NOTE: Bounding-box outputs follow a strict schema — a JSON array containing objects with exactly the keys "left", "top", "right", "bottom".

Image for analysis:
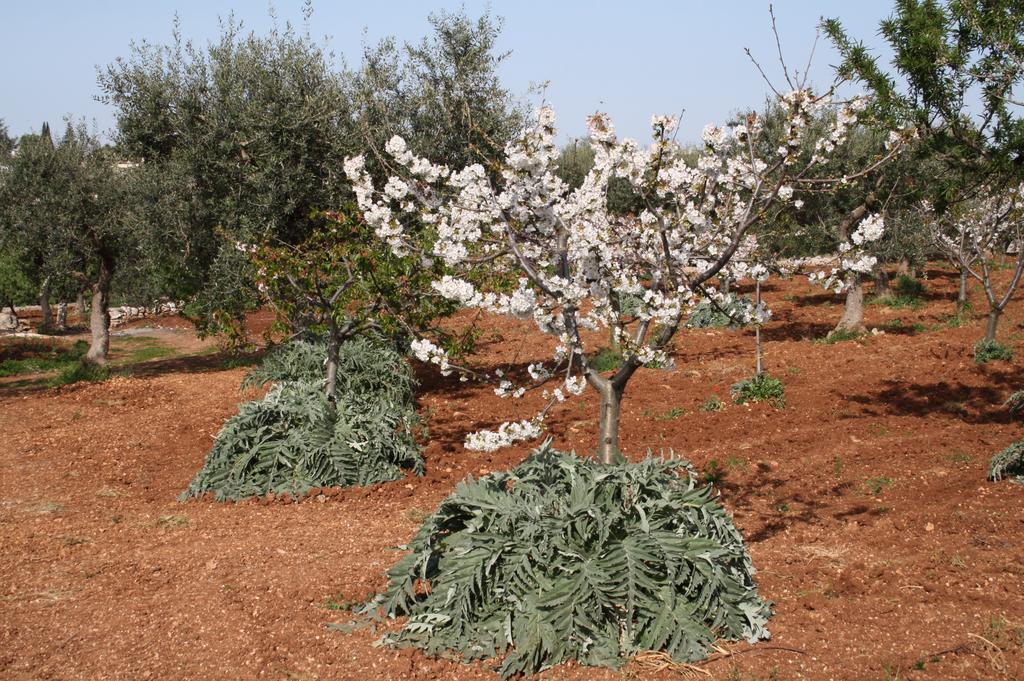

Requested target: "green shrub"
[
  {"left": 869, "top": 293, "right": 922, "bottom": 310},
  {"left": 244, "top": 335, "right": 414, "bottom": 406},
  {"left": 699, "top": 395, "right": 724, "bottom": 412},
  {"left": 1006, "top": 390, "right": 1024, "bottom": 416},
  {"left": 974, "top": 339, "right": 1013, "bottom": 364},
  {"left": 360, "top": 442, "right": 771, "bottom": 677},
  {"left": 818, "top": 328, "right": 862, "bottom": 344},
  {"left": 893, "top": 274, "right": 926, "bottom": 298},
  {"left": 686, "top": 296, "right": 751, "bottom": 329},
  {"left": 48, "top": 359, "right": 112, "bottom": 387},
  {"left": 988, "top": 441, "right": 1024, "bottom": 484},
  {"left": 181, "top": 337, "right": 423, "bottom": 501},
  {"left": 731, "top": 373, "right": 785, "bottom": 406},
  {"left": 589, "top": 346, "right": 623, "bottom": 372}
]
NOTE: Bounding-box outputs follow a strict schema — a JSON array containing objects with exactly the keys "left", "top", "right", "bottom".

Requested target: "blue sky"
[{"left": 0, "top": 1, "right": 896, "bottom": 144}]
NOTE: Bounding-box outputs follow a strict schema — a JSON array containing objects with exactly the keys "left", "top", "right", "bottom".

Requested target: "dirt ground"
[{"left": 1, "top": 268, "right": 1023, "bottom": 680}]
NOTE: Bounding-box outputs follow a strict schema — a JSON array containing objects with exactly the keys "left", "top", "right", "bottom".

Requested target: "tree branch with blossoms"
[{"left": 345, "top": 90, "right": 907, "bottom": 462}]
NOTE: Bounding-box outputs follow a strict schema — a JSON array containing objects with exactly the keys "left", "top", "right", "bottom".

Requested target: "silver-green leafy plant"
[
  {"left": 360, "top": 442, "right": 771, "bottom": 677},
  {"left": 989, "top": 441, "right": 1024, "bottom": 484},
  {"left": 181, "top": 337, "right": 422, "bottom": 501}
]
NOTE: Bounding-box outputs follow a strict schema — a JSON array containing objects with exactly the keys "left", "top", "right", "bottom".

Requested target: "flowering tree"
[
  {"left": 930, "top": 187, "right": 1024, "bottom": 343},
  {"left": 807, "top": 210, "right": 887, "bottom": 333},
  {"left": 346, "top": 92, "right": 900, "bottom": 463}
]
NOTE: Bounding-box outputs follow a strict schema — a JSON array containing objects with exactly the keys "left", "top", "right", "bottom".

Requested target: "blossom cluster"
[{"left": 808, "top": 213, "right": 887, "bottom": 292}]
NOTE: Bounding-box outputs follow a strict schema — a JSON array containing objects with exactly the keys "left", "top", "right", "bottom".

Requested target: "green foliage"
[
  {"left": 730, "top": 373, "right": 785, "bottom": 407},
  {"left": 699, "top": 395, "right": 724, "bottom": 412},
  {"left": 361, "top": 443, "right": 771, "bottom": 677},
  {"left": 181, "top": 337, "right": 422, "bottom": 501},
  {"left": 869, "top": 293, "right": 923, "bottom": 310},
  {"left": 1005, "top": 390, "right": 1024, "bottom": 416},
  {"left": 589, "top": 346, "right": 624, "bottom": 372},
  {"left": 974, "top": 339, "right": 1013, "bottom": 364},
  {"left": 686, "top": 296, "right": 751, "bottom": 329},
  {"left": 864, "top": 476, "right": 894, "bottom": 495},
  {"left": 893, "top": 274, "right": 926, "bottom": 298},
  {"left": 820, "top": 328, "right": 863, "bottom": 344},
  {"left": 49, "top": 359, "right": 113, "bottom": 387},
  {"left": 0, "top": 339, "right": 88, "bottom": 377},
  {"left": 988, "top": 441, "right": 1024, "bottom": 484}
]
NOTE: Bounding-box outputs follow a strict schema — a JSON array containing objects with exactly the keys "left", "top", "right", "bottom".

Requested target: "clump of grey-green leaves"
[
  {"left": 989, "top": 441, "right": 1024, "bottom": 484},
  {"left": 180, "top": 336, "right": 423, "bottom": 501},
  {"left": 358, "top": 442, "right": 771, "bottom": 677}
]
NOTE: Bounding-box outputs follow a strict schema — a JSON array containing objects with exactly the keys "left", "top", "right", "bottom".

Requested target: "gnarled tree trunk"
[
  {"left": 85, "top": 252, "right": 115, "bottom": 365},
  {"left": 76, "top": 290, "right": 87, "bottom": 326},
  {"left": 835, "top": 273, "right": 865, "bottom": 334},
  {"left": 39, "top": 276, "right": 52, "bottom": 334},
  {"left": 55, "top": 302, "right": 68, "bottom": 331}
]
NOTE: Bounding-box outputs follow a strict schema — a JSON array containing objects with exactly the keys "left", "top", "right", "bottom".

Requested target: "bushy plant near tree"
[
  {"left": 181, "top": 336, "right": 423, "bottom": 501},
  {"left": 974, "top": 338, "right": 1014, "bottom": 364},
  {"left": 731, "top": 373, "right": 785, "bottom": 406},
  {"left": 989, "top": 441, "right": 1024, "bottom": 484},
  {"left": 361, "top": 442, "right": 771, "bottom": 677},
  {"left": 686, "top": 295, "right": 753, "bottom": 329}
]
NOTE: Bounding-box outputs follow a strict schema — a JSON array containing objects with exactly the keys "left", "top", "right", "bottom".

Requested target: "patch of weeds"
[
  {"left": 867, "top": 422, "right": 890, "bottom": 437},
  {"left": 817, "top": 328, "right": 863, "bottom": 344},
  {"left": 156, "top": 514, "right": 190, "bottom": 528},
  {"left": 775, "top": 502, "right": 790, "bottom": 513},
  {"left": 48, "top": 360, "right": 113, "bottom": 387},
  {"left": 984, "top": 615, "right": 1024, "bottom": 650},
  {"left": 323, "top": 592, "right": 359, "bottom": 612},
  {"left": 0, "top": 339, "right": 89, "bottom": 377},
  {"left": 125, "top": 343, "right": 176, "bottom": 363},
  {"left": 833, "top": 455, "right": 843, "bottom": 478},
  {"left": 869, "top": 293, "right": 923, "bottom": 310},
  {"left": 589, "top": 346, "right": 623, "bottom": 372},
  {"left": 649, "top": 406, "right": 686, "bottom": 421},
  {"left": 699, "top": 395, "right": 724, "bottom": 412},
  {"left": 943, "top": 401, "right": 968, "bottom": 416},
  {"left": 30, "top": 501, "right": 64, "bottom": 514},
  {"left": 725, "top": 455, "right": 747, "bottom": 470},
  {"left": 974, "top": 339, "right": 1013, "bottom": 364},
  {"left": 864, "top": 476, "right": 894, "bottom": 495},
  {"left": 949, "top": 452, "right": 972, "bottom": 464},
  {"left": 950, "top": 553, "right": 966, "bottom": 568},
  {"left": 787, "top": 366, "right": 800, "bottom": 375},
  {"left": 731, "top": 373, "right": 785, "bottom": 407},
  {"left": 702, "top": 459, "right": 724, "bottom": 484}
]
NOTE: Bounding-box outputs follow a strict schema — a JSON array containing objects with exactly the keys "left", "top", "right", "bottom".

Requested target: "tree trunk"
[
  {"left": 873, "top": 268, "right": 891, "bottom": 296},
  {"left": 985, "top": 308, "right": 1002, "bottom": 343},
  {"left": 835, "top": 274, "right": 865, "bottom": 334},
  {"left": 85, "top": 255, "right": 114, "bottom": 365},
  {"left": 39, "top": 276, "right": 52, "bottom": 333},
  {"left": 76, "top": 290, "right": 87, "bottom": 326},
  {"left": 55, "top": 302, "right": 68, "bottom": 331},
  {"left": 957, "top": 268, "right": 969, "bottom": 310},
  {"left": 596, "top": 379, "right": 624, "bottom": 464},
  {"left": 754, "top": 280, "right": 764, "bottom": 375}
]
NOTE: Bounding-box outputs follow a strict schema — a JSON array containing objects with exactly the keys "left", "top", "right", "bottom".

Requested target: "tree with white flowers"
[
  {"left": 346, "top": 91, "right": 906, "bottom": 463},
  {"left": 930, "top": 187, "right": 1024, "bottom": 347}
]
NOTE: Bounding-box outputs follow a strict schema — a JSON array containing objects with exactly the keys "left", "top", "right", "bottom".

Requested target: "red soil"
[{"left": 2, "top": 268, "right": 1023, "bottom": 680}]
